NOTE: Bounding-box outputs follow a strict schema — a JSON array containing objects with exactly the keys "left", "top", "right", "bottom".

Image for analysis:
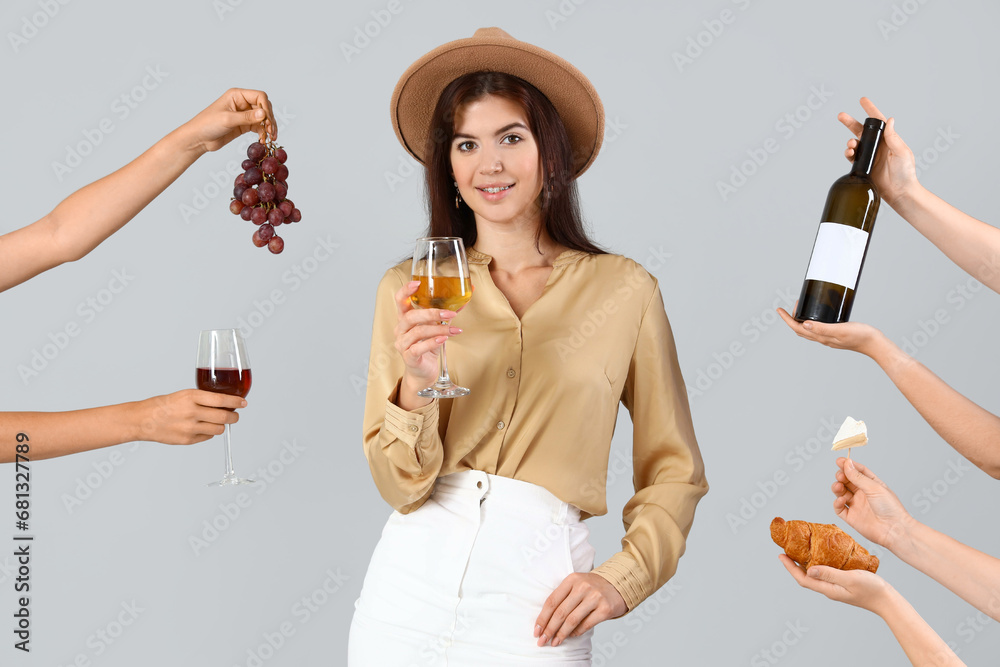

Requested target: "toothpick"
[{"left": 847, "top": 447, "right": 852, "bottom": 461}]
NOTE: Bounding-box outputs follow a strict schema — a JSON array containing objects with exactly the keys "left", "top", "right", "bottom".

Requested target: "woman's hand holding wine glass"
[
  {"left": 391, "top": 237, "right": 473, "bottom": 409},
  {"left": 392, "top": 281, "right": 461, "bottom": 410}
]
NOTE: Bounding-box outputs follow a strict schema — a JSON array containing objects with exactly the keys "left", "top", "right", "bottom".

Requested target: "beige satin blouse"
[{"left": 361, "top": 246, "right": 708, "bottom": 611}]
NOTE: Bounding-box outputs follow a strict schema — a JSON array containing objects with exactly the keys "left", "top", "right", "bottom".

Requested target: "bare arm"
[
  {"left": 777, "top": 312, "right": 1000, "bottom": 478},
  {"left": 0, "top": 390, "right": 246, "bottom": 463},
  {"left": 778, "top": 98, "right": 1000, "bottom": 475},
  {"left": 834, "top": 459, "right": 1000, "bottom": 622},
  {"left": 0, "top": 89, "right": 272, "bottom": 464},
  {"left": 867, "top": 333, "right": 1000, "bottom": 478},
  {"left": 840, "top": 98, "right": 1000, "bottom": 293},
  {"left": 891, "top": 185, "right": 1000, "bottom": 292},
  {"left": 781, "top": 558, "right": 964, "bottom": 667},
  {"left": 0, "top": 88, "right": 277, "bottom": 292},
  {"left": 877, "top": 587, "right": 966, "bottom": 667},
  {"left": 891, "top": 521, "right": 1000, "bottom": 623}
]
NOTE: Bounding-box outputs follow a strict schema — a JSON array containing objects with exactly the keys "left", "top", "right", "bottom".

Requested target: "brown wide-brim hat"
[{"left": 390, "top": 27, "right": 605, "bottom": 177}]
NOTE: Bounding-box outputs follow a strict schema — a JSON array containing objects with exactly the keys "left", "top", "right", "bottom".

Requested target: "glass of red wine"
[{"left": 196, "top": 329, "right": 254, "bottom": 486}]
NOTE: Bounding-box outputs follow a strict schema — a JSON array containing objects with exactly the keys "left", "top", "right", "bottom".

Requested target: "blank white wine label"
[{"left": 804, "top": 223, "right": 870, "bottom": 289}]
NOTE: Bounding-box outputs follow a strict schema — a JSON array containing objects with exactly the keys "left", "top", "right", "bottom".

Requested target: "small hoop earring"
[
  {"left": 542, "top": 180, "right": 554, "bottom": 206},
  {"left": 454, "top": 181, "right": 462, "bottom": 209}
]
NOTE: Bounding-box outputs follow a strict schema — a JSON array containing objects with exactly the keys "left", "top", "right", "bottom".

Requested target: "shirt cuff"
[
  {"left": 383, "top": 379, "right": 439, "bottom": 449},
  {"left": 592, "top": 552, "right": 654, "bottom": 612}
]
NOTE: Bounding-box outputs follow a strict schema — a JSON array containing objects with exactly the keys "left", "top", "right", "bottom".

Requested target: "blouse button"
[
  {"left": 409, "top": 425, "right": 418, "bottom": 432},
  {"left": 476, "top": 481, "right": 483, "bottom": 489},
  {"left": 507, "top": 368, "right": 516, "bottom": 378},
  {"left": 496, "top": 421, "right": 505, "bottom": 430}
]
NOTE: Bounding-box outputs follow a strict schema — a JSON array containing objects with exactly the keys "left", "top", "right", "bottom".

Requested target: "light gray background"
[{"left": 2, "top": 0, "right": 998, "bottom": 665}]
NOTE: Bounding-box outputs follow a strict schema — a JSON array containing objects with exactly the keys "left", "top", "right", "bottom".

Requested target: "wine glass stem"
[
  {"left": 223, "top": 423, "right": 236, "bottom": 479},
  {"left": 436, "top": 320, "right": 453, "bottom": 386}
]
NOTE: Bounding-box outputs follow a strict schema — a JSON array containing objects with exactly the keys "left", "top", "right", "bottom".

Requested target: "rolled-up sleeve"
[
  {"left": 362, "top": 267, "right": 445, "bottom": 514},
  {"left": 591, "top": 279, "right": 708, "bottom": 611}
]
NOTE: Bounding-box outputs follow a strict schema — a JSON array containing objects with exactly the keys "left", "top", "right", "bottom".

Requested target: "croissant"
[{"left": 771, "top": 517, "right": 879, "bottom": 573}]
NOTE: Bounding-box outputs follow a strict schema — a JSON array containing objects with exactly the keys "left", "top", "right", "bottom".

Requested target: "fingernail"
[
  {"left": 254, "top": 109, "right": 264, "bottom": 118},
  {"left": 534, "top": 624, "right": 542, "bottom": 638},
  {"left": 449, "top": 327, "right": 462, "bottom": 334},
  {"left": 440, "top": 310, "right": 457, "bottom": 319},
  {"left": 409, "top": 281, "right": 420, "bottom": 287},
  {"left": 539, "top": 634, "right": 548, "bottom": 646},
  {"left": 435, "top": 336, "right": 448, "bottom": 344},
  {"left": 846, "top": 459, "right": 855, "bottom": 470},
  {"left": 803, "top": 322, "right": 813, "bottom": 330},
  {"left": 241, "top": 399, "right": 247, "bottom": 407},
  {"left": 552, "top": 638, "right": 562, "bottom": 647}
]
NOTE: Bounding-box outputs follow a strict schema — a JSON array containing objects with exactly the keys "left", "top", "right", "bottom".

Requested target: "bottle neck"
[{"left": 850, "top": 118, "right": 885, "bottom": 177}]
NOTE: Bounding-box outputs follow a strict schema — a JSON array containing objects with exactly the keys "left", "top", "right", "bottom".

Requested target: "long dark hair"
[{"left": 424, "top": 71, "right": 605, "bottom": 255}]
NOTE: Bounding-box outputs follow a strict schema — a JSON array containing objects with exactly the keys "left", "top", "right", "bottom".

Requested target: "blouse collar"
[{"left": 467, "top": 247, "right": 589, "bottom": 267}]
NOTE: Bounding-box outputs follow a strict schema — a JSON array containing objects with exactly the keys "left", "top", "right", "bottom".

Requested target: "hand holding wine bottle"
[
  {"left": 776, "top": 305, "right": 886, "bottom": 357},
  {"left": 838, "top": 98, "right": 918, "bottom": 209},
  {"left": 794, "top": 115, "right": 885, "bottom": 324},
  {"left": 843, "top": 98, "right": 1000, "bottom": 299}
]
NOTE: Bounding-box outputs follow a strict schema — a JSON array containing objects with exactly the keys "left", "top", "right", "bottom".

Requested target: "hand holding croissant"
[{"left": 771, "top": 517, "right": 879, "bottom": 573}]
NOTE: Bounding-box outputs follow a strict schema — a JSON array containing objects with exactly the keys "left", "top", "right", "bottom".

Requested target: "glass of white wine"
[{"left": 410, "top": 237, "right": 473, "bottom": 398}]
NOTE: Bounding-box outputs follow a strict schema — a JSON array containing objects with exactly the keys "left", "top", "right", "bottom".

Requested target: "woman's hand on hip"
[
  {"left": 393, "top": 280, "right": 461, "bottom": 389},
  {"left": 534, "top": 572, "right": 627, "bottom": 648}
]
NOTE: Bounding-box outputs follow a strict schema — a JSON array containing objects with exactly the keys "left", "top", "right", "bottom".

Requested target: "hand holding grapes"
[
  {"left": 392, "top": 280, "right": 461, "bottom": 408},
  {"left": 838, "top": 98, "right": 917, "bottom": 207},
  {"left": 182, "top": 88, "right": 277, "bottom": 154}
]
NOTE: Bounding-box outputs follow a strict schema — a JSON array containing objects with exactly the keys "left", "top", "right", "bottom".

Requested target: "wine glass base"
[
  {"left": 208, "top": 475, "right": 257, "bottom": 487},
  {"left": 417, "top": 385, "right": 471, "bottom": 398}
]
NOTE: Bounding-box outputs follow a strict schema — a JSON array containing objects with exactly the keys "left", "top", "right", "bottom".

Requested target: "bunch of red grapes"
[{"left": 229, "top": 138, "right": 301, "bottom": 254}]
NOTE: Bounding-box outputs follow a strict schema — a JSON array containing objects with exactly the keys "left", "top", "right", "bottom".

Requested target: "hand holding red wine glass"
[{"left": 196, "top": 329, "right": 254, "bottom": 486}]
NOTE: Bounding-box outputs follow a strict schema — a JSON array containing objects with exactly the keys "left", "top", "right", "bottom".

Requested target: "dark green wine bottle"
[{"left": 794, "top": 118, "right": 885, "bottom": 323}]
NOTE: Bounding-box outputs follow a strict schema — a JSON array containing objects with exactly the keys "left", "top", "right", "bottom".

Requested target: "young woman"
[
  {"left": 353, "top": 28, "right": 708, "bottom": 664},
  {"left": 778, "top": 97, "right": 1000, "bottom": 479},
  {"left": 0, "top": 88, "right": 277, "bottom": 463}
]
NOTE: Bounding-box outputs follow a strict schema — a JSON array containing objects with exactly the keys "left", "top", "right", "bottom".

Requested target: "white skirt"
[{"left": 348, "top": 470, "right": 596, "bottom": 666}]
